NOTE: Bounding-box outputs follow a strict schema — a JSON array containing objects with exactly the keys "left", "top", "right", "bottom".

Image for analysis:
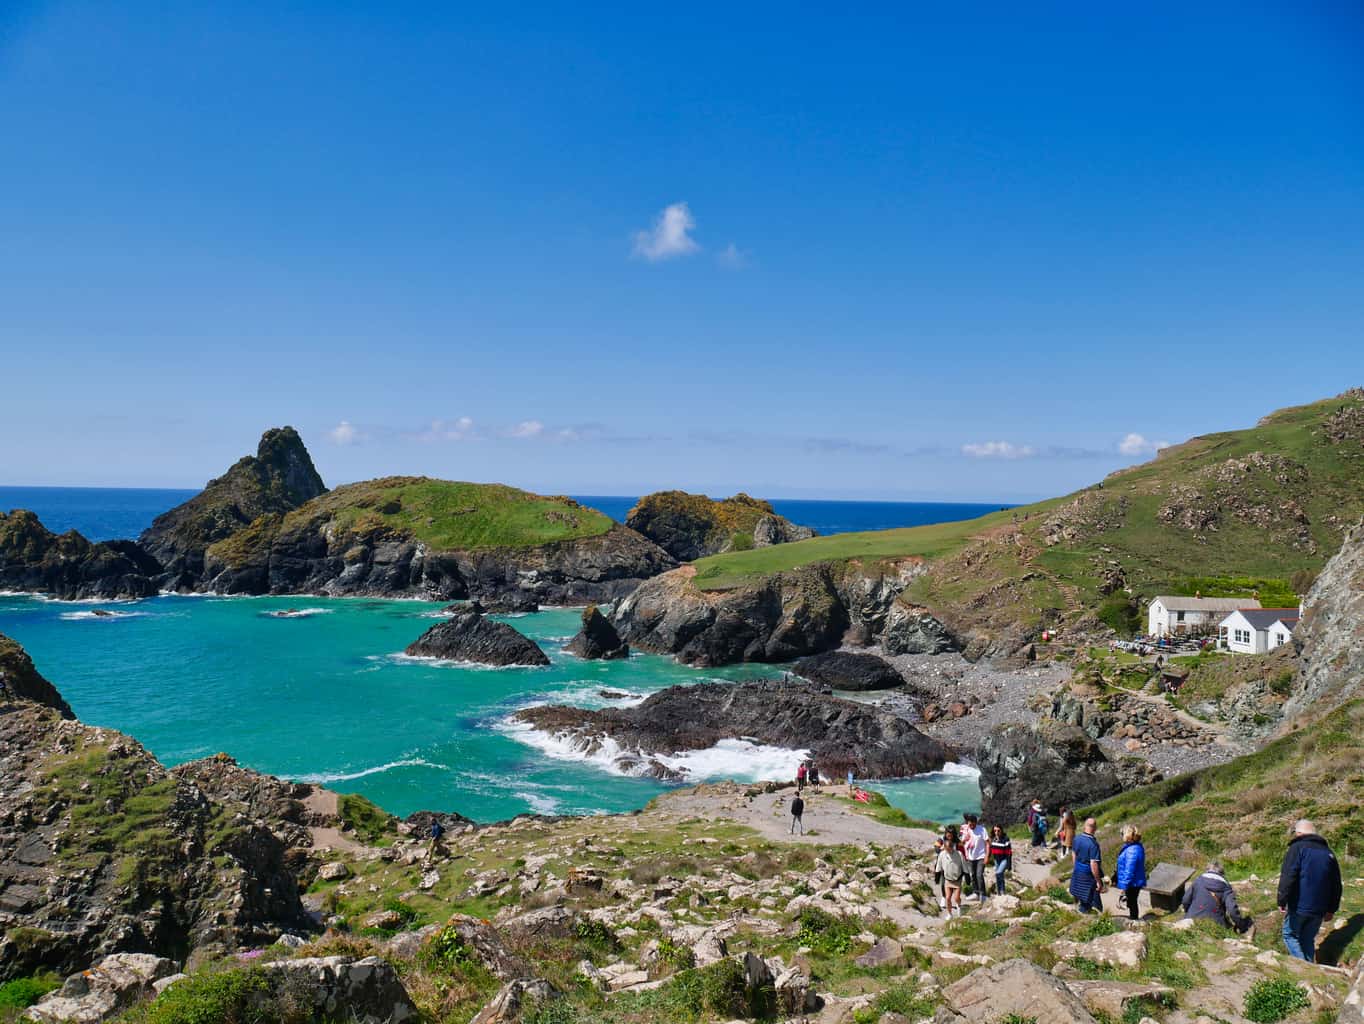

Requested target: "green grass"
[
  {"left": 0, "top": 973, "right": 60, "bottom": 1010},
  {"left": 1244, "top": 977, "right": 1311, "bottom": 1023},
  {"left": 691, "top": 507, "right": 1021, "bottom": 590},
  {"left": 337, "top": 792, "right": 398, "bottom": 845}
]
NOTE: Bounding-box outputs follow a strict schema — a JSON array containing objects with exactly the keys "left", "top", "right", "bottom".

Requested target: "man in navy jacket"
[{"left": 1277, "top": 819, "right": 1343, "bottom": 963}]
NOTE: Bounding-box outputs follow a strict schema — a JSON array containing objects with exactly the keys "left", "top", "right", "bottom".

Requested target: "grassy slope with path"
[{"left": 692, "top": 392, "right": 1364, "bottom": 643}]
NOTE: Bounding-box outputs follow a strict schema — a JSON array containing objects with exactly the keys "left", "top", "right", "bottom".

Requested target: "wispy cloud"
[
  {"left": 717, "top": 242, "right": 748, "bottom": 269},
  {"left": 632, "top": 202, "right": 700, "bottom": 262},
  {"left": 962, "top": 441, "right": 1037, "bottom": 459},
  {"left": 508, "top": 419, "right": 545, "bottom": 439},
  {"left": 328, "top": 420, "right": 364, "bottom": 445},
  {"left": 1118, "top": 432, "right": 1171, "bottom": 456}
]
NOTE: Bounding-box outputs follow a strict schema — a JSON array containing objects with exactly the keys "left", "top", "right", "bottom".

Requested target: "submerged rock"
[
  {"left": 405, "top": 611, "right": 550, "bottom": 667},
  {"left": 790, "top": 651, "right": 903, "bottom": 691},
  {"left": 512, "top": 679, "right": 954, "bottom": 781},
  {"left": 565, "top": 605, "right": 629, "bottom": 660}
]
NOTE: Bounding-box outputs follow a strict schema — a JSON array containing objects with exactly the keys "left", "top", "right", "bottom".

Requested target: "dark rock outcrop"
[
  {"left": 0, "top": 632, "right": 74, "bottom": 718},
  {"left": 0, "top": 511, "right": 160, "bottom": 601},
  {"left": 564, "top": 605, "right": 629, "bottom": 660},
  {"left": 0, "top": 697, "right": 315, "bottom": 981},
  {"left": 512, "top": 680, "right": 954, "bottom": 781},
  {"left": 613, "top": 561, "right": 923, "bottom": 667},
  {"left": 405, "top": 612, "right": 549, "bottom": 667},
  {"left": 790, "top": 651, "right": 903, "bottom": 691},
  {"left": 625, "top": 491, "right": 815, "bottom": 561},
  {"left": 139, "top": 426, "right": 327, "bottom": 588},
  {"left": 975, "top": 719, "right": 1160, "bottom": 825},
  {"left": 881, "top": 602, "right": 959, "bottom": 655},
  {"left": 466, "top": 596, "right": 540, "bottom": 615},
  {"left": 1286, "top": 515, "right": 1364, "bottom": 725}
]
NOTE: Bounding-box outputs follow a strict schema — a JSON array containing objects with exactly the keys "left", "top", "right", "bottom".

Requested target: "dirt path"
[
  {"left": 302, "top": 788, "right": 364, "bottom": 854},
  {"left": 1106, "top": 683, "right": 1231, "bottom": 736},
  {"left": 653, "top": 784, "right": 940, "bottom": 850}
]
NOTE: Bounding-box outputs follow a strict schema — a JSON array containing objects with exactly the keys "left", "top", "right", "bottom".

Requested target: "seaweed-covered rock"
[
  {"left": 565, "top": 605, "right": 629, "bottom": 660},
  {"left": 405, "top": 612, "right": 550, "bottom": 667}
]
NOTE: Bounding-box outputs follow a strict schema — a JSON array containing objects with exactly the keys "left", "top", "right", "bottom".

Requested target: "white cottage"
[
  {"left": 1147, "top": 596, "right": 1259, "bottom": 637},
  {"left": 1218, "top": 608, "right": 1300, "bottom": 654}
]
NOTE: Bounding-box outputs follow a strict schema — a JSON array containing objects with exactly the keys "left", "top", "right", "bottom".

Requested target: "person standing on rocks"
[
  {"left": 988, "top": 825, "right": 1013, "bottom": 895},
  {"left": 1277, "top": 819, "right": 1342, "bottom": 962},
  {"left": 796, "top": 762, "right": 807, "bottom": 792},
  {"left": 1069, "top": 818, "right": 1105, "bottom": 913},
  {"left": 1115, "top": 825, "right": 1147, "bottom": 921},
  {"left": 962, "top": 813, "right": 989, "bottom": 903},
  {"left": 1056, "top": 808, "right": 1077, "bottom": 859},
  {"left": 789, "top": 794, "right": 805, "bottom": 835}
]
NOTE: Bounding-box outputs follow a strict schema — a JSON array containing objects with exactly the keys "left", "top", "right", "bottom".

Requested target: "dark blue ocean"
[{"left": 0, "top": 486, "right": 1009, "bottom": 543}]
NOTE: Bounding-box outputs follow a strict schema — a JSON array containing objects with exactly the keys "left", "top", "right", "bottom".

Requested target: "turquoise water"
[{"left": 0, "top": 594, "right": 979, "bottom": 823}]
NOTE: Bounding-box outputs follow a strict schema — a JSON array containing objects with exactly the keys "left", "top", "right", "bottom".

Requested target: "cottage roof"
[
  {"left": 1152, "top": 596, "right": 1261, "bottom": 613},
  {"left": 1230, "top": 608, "right": 1301, "bottom": 631}
]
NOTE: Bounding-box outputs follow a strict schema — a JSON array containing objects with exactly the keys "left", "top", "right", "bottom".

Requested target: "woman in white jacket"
[{"left": 936, "top": 833, "right": 968, "bottom": 918}]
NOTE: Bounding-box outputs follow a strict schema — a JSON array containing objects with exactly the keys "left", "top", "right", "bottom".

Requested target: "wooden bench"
[{"left": 1146, "top": 862, "right": 1196, "bottom": 913}]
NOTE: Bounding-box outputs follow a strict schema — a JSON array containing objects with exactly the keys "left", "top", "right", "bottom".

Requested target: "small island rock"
[
  {"left": 565, "top": 605, "right": 629, "bottom": 660},
  {"left": 405, "top": 612, "right": 550, "bottom": 667},
  {"left": 790, "top": 651, "right": 903, "bottom": 691}
]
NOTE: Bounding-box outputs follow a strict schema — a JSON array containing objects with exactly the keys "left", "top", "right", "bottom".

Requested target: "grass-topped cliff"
[
  {"left": 625, "top": 491, "right": 814, "bottom": 562},
  {"left": 692, "top": 390, "right": 1364, "bottom": 649}
]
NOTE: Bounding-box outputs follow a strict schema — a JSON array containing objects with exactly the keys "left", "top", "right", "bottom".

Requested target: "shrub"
[
  {"left": 123, "top": 967, "right": 290, "bottom": 1024},
  {"left": 1244, "top": 977, "right": 1310, "bottom": 1023},
  {"left": 655, "top": 936, "right": 697, "bottom": 972},
  {"left": 337, "top": 793, "right": 394, "bottom": 844},
  {"left": 794, "top": 907, "right": 859, "bottom": 956},
  {"left": 1077, "top": 915, "right": 1120, "bottom": 941},
  {"left": 572, "top": 918, "right": 620, "bottom": 954},
  {"left": 1097, "top": 595, "right": 1140, "bottom": 636},
  {"left": 0, "top": 973, "right": 60, "bottom": 1009},
  {"left": 421, "top": 924, "right": 478, "bottom": 970}
]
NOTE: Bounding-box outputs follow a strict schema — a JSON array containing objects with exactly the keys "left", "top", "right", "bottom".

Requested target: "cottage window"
[
  {"left": 1176, "top": 611, "right": 1185, "bottom": 622},
  {"left": 1234, "top": 629, "right": 1251, "bottom": 645}
]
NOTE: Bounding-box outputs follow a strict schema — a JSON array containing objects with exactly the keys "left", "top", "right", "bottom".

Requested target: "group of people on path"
[
  {"left": 932, "top": 813, "right": 1013, "bottom": 917},
  {"left": 1061, "top": 815, "right": 1342, "bottom": 964}
]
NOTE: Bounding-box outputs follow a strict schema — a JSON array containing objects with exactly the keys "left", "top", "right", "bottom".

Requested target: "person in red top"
[
  {"left": 796, "top": 762, "right": 807, "bottom": 792},
  {"left": 988, "top": 825, "right": 1013, "bottom": 895}
]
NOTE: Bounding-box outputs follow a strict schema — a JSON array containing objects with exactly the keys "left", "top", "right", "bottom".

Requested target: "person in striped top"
[{"left": 988, "top": 825, "right": 1013, "bottom": 895}]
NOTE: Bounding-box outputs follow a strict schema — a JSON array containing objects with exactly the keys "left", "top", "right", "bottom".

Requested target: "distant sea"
[
  {"left": 0, "top": 485, "right": 996, "bottom": 822},
  {"left": 1, "top": 486, "right": 1010, "bottom": 543}
]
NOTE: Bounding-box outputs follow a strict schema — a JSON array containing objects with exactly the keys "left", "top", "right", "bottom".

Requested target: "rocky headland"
[
  {"left": 511, "top": 679, "right": 955, "bottom": 782},
  {"left": 624, "top": 490, "right": 815, "bottom": 561},
  {"left": 0, "top": 511, "right": 161, "bottom": 602}
]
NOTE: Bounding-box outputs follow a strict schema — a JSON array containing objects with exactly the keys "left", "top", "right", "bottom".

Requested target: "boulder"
[
  {"left": 882, "top": 603, "right": 958, "bottom": 656},
  {"left": 564, "top": 605, "right": 629, "bottom": 660},
  {"left": 25, "top": 954, "right": 177, "bottom": 1024},
  {"left": 1067, "top": 980, "right": 1176, "bottom": 1020},
  {"left": 405, "top": 612, "right": 550, "bottom": 667},
  {"left": 500, "top": 906, "right": 579, "bottom": 943},
  {"left": 434, "top": 915, "right": 531, "bottom": 981},
  {"left": 1340, "top": 954, "right": 1364, "bottom": 1024},
  {"left": 934, "top": 958, "right": 1097, "bottom": 1023},
  {"left": 790, "top": 651, "right": 903, "bottom": 691},
  {"left": 512, "top": 680, "right": 955, "bottom": 782},
  {"left": 975, "top": 718, "right": 1160, "bottom": 824},
  {"left": 259, "top": 955, "right": 417, "bottom": 1024},
  {"left": 1052, "top": 930, "right": 1147, "bottom": 969},
  {"left": 854, "top": 937, "right": 904, "bottom": 969},
  {"left": 317, "top": 861, "right": 350, "bottom": 881},
  {"left": 469, "top": 976, "right": 553, "bottom": 1024}
]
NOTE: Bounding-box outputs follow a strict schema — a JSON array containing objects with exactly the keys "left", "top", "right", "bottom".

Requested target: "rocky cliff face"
[
  {"left": 0, "top": 511, "right": 160, "bottom": 601},
  {"left": 139, "top": 426, "right": 327, "bottom": 588},
  {"left": 1285, "top": 515, "right": 1364, "bottom": 726},
  {"left": 975, "top": 719, "right": 1160, "bottom": 825},
  {"left": 513, "top": 679, "right": 954, "bottom": 781},
  {"left": 201, "top": 507, "right": 673, "bottom": 605},
  {"left": 624, "top": 491, "right": 815, "bottom": 561},
  {"left": 0, "top": 638, "right": 316, "bottom": 981},
  {"left": 0, "top": 633, "right": 73, "bottom": 718},
  {"left": 613, "top": 560, "right": 924, "bottom": 666}
]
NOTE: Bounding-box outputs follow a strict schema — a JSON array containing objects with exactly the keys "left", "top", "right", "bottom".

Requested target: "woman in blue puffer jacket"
[{"left": 1114, "top": 824, "right": 1147, "bottom": 921}]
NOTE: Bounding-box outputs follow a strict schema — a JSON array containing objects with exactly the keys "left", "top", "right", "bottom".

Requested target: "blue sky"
[{"left": 2, "top": 3, "right": 1361, "bottom": 500}]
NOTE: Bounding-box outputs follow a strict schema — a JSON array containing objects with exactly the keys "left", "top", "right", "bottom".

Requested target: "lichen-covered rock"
[
  {"left": 1052, "top": 930, "right": 1147, "bottom": 969},
  {"left": 1286, "top": 515, "right": 1364, "bottom": 725},
  {"left": 405, "top": 611, "right": 550, "bottom": 667},
  {"left": 881, "top": 602, "right": 958, "bottom": 655},
  {"left": 564, "top": 605, "right": 629, "bottom": 660},
  {"left": 471, "top": 978, "right": 557, "bottom": 1024},
  {"left": 624, "top": 491, "right": 815, "bottom": 561},
  {"left": 934, "top": 958, "right": 1097, "bottom": 1023},
  {"left": 259, "top": 955, "right": 418, "bottom": 1024},
  {"left": 24, "top": 953, "right": 177, "bottom": 1023}
]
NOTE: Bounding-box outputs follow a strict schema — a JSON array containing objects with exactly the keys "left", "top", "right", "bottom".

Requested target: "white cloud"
[
  {"left": 1118, "top": 432, "right": 1171, "bottom": 456},
  {"left": 509, "top": 419, "right": 545, "bottom": 439},
  {"left": 415, "top": 417, "right": 476, "bottom": 442},
  {"left": 632, "top": 202, "right": 700, "bottom": 262},
  {"left": 328, "top": 420, "right": 362, "bottom": 445},
  {"left": 961, "top": 441, "right": 1037, "bottom": 459},
  {"left": 717, "top": 242, "right": 748, "bottom": 269}
]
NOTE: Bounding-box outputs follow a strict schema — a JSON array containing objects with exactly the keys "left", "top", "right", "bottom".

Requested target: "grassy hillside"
[
  {"left": 211, "top": 477, "right": 615, "bottom": 559},
  {"left": 694, "top": 391, "right": 1364, "bottom": 640},
  {"left": 1083, "top": 698, "right": 1364, "bottom": 964}
]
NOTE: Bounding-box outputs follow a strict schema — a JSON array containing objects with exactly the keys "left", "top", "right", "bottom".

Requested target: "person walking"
[
  {"left": 1114, "top": 825, "right": 1147, "bottom": 921},
  {"left": 426, "top": 818, "right": 446, "bottom": 861},
  {"left": 1057, "top": 809, "right": 1077, "bottom": 859},
  {"left": 988, "top": 825, "right": 1013, "bottom": 895},
  {"left": 1183, "top": 860, "right": 1247, "bottom": 931},
  {"left": 796, "top": 762, "right": 807, "bottom": 792},
  {"left": 1277, "top": 819, "right": 1342, "bottom": 963},
  {"left": 932, "top": 838, "right": 947, "bottom": 910},
  {"left": 1027, "top": 799, "right": 1047, "bottom": 848},
  {"left": 962, "top": 813, "right": 989, "bottom": 903},
  {"left": 1069, "top": 818, "right": 1105, "bottom": 913},
  {"left": 790, "top": 794, "right": 806, "bottom": 835},
  {"left": 935, "top": 833, "right": 967, "bottom": 919}
]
